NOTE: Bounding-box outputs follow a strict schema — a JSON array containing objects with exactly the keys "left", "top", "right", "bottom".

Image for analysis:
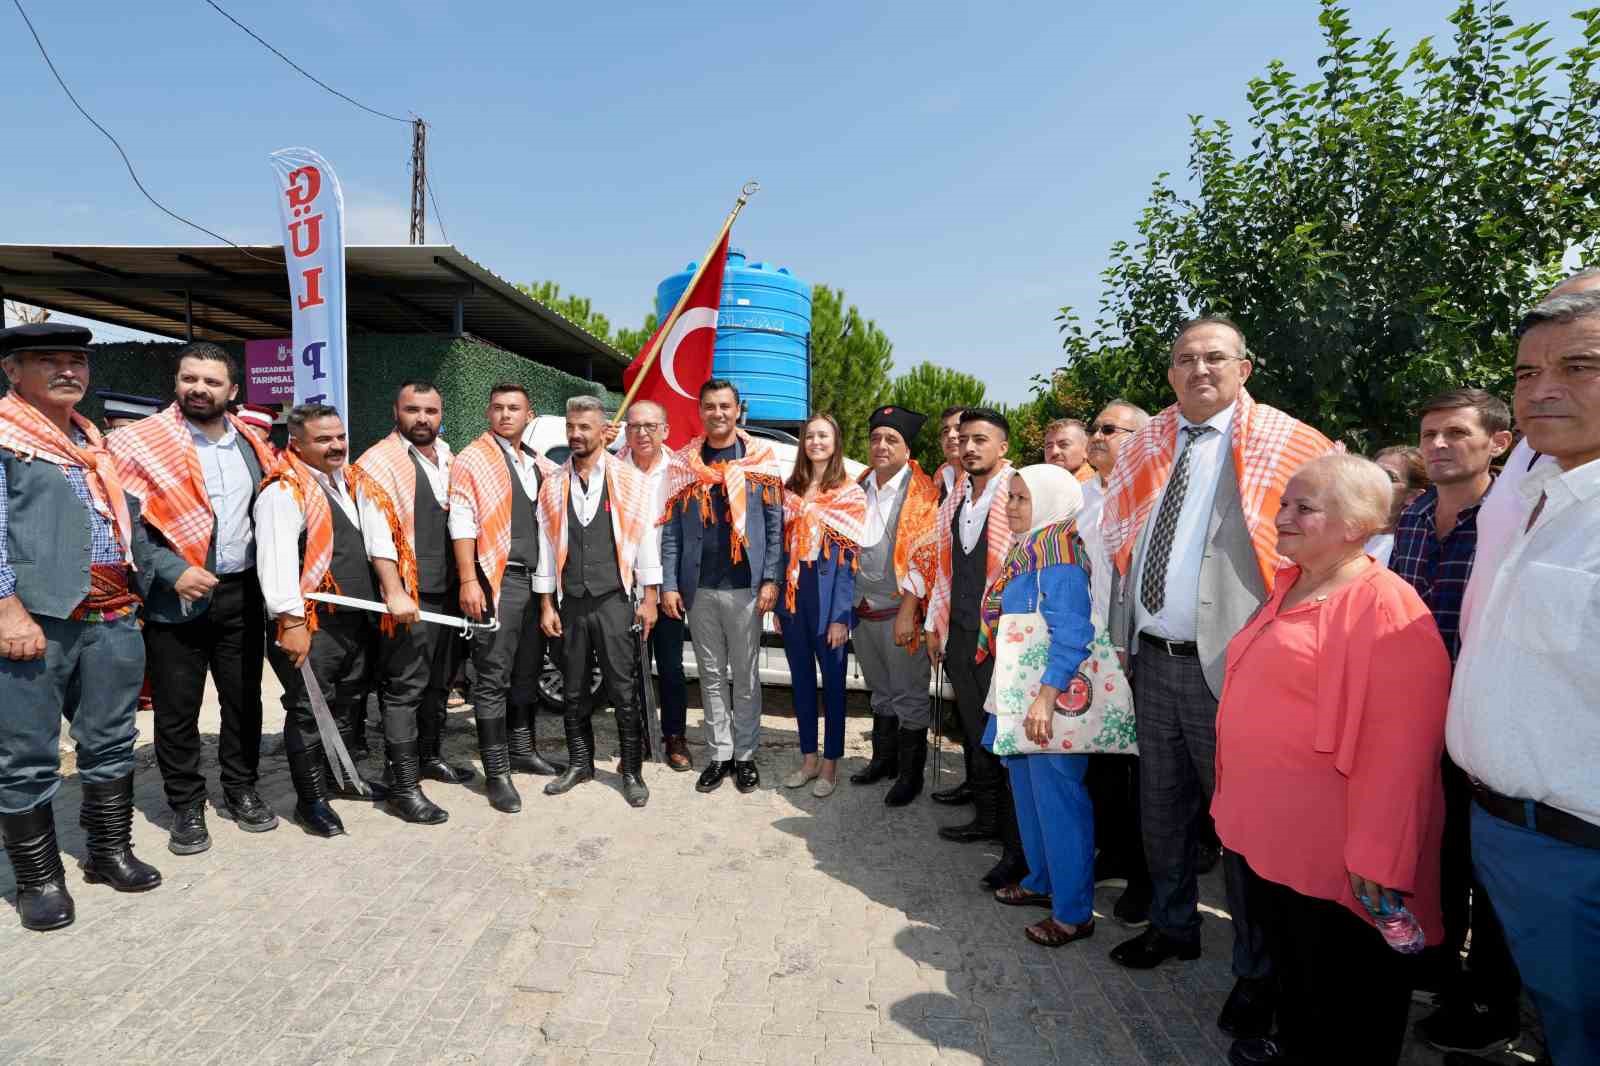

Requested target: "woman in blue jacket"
[
  {"left": 980, "top": 463, "right": 1097, "bottom": 947},
  {"left": 777, "top": 414, "right": 878, "bottom": 798}
]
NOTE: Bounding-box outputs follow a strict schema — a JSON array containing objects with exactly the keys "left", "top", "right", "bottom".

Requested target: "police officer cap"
[
  {"left": 867, "top": 404, "right": 927, "bottom": 448},
  {"left": 0, "top": 323, "right": 93, "bottom": 358}
]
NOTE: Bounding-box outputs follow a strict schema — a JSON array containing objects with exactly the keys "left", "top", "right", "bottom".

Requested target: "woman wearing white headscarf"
[{"left": 977, "top": 464, "right": 1098, "bottom": 948}]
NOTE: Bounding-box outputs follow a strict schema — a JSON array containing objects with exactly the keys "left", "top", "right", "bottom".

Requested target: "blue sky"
[{"left": 4, "top": 1, "right": 1585, "bottom": 402}]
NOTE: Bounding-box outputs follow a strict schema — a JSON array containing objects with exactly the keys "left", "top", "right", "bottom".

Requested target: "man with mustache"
[
  {"left": 354, "top": 381, "right": 475, "bottom": 825},
  {"left": 108, "top": 343, "right": 279, "bottom": 856},
  {"left": 0, "top": 323, "right": 164, "bottom": 932},
  {"left": 254, "top": 403, "right": 418, "bottom": 837}
]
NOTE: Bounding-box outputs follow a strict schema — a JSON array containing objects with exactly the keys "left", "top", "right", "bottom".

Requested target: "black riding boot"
[
  {"left": 508, "top": 703, "right": 565, "bottom": 776},
  {"left": 79, "top": 773, "right": 162, "bottom": 892},
  {"left": 1, "top": 803, "right": 75, "bottom": 931},
  {"left": 287, "top": 744, "right": 346, "bottom": 837},
  {"left": 850, "top": 715, "right": 900, "bottom": 785},
  {"left": 418, "top": 707, "right": 474, "bottom": 784},
  {"left": 476, "top": 717, "right": 522, "bottom": 813},
  {"left": 980, "top": 782, "right": 1029, "bottom": 889},
  {"left": 384, "top": 741, "right": 448, "bottom": 825},
  {"left": 616, "top": 706, "right": 650, "bottom": 809},
  {"left": 331, "top": 711, "right": 389, "bottom": 801},
  {"left": 931, "top": 740, "right": 976, "bottom": 805},
  {"left": 884, "top": 727, "right": 928, "bottom": 807},
  {"left": 938, "top": 773, "right": 1001, "bottom": 843},
  {"left": 545, "top": 709, "right": 596, "bottom": 796}
]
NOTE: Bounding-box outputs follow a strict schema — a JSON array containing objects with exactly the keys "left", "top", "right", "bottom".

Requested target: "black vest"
[
  {"left": 561, "top": 476, "right": 623, "bottom": 598},
  {"left": 305, "top": 481, "right": 376, "bottom": 605},
  {"left": 410, "top": 451, "right": 451, "bottom": 597},
  {"left": 500, "top": 444, "right": 541, "bottom": 569},
  {"left": 949, "top": 495, "right": 988, "bottom": 631}
]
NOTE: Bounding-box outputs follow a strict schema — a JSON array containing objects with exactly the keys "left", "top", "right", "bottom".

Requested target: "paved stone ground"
[{"left": 1, "top": 681, "right": 1543, "bottom": 1065}]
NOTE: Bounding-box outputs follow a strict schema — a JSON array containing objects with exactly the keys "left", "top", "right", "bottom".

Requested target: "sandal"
[
  {"left": 993, "top": 884, "right": 1052, "bottom": 909},
  {"left": 1025, "top": 917, "right": 1095, "bottom": 948}
]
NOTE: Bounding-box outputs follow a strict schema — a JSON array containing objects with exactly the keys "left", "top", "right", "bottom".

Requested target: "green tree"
[
  {"left": 808, "top": 285, "right": 895, "bottom": 460},
  {"left": 1051, "top": 1, "right": 1600, "bottom": 451},
  {"left": 514, "top": 281, "right": 617, "bottom": 345},
  {"left": 885, "top": 361, "right": 989, "bottom": 473}
]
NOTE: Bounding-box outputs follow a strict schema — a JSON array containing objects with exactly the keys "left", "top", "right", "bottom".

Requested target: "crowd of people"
[{"left": 0, "top": 266, "right": 1596, "bottom": 1066}]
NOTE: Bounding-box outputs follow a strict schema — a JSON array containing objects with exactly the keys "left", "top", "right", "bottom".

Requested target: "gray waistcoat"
[{"left": 856, "top": 475, "right": 908, "bottom": 607}]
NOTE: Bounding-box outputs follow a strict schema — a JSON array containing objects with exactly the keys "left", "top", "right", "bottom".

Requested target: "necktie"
[{"left": 1140, "top": 425, "right": 1215, "bottom": 615}]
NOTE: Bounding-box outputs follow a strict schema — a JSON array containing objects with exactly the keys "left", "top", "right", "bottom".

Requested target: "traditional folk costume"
[
  {"left": 110, "top": 402, "right": 278, "bottom": 847},
  {"left": 659, "top": 430, "right": 784, "bottom": 793},
  {"left": 533, "top": 452, "right": 661, "bottom": 806},
  {"left": 254, "top": 449, "right": 411, "bottom": 837},
  {"left": 0, "top": 324, "right": 162, "bottom": 932},
  {"left": 849, "top": 406, "right": 940, "bottom": 805},
  {"left": 355, "top": 431, "right": 468, "bottom": 825},
  {"left": 776, "top": 472, "right": 877, "bottom": 794},
  {"left": 448, "top": 430, "right": 562, "bottom": 813},
  {"left": 619, "top": 443, "right": 694, "bottom": 770},
  {"left": 1099, "top": 387, "right": 1331, "bottom": 983}
]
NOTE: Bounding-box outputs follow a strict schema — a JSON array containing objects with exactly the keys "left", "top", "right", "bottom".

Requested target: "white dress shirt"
[
  {"left": 408, "top": 439, "right": 451, "bottom": 507},
  {"left": 447, "top": 435, "right": 539, "bottom": 541},
  {"left": 863, "top": 464, "right": 923, "bottom": 598},
  {"left": 1364, "top": 531, "right": 1395, "bottom": 568},
  {"left": 532, "top": 453, "right": 664, "bottom": 597},
  {"left": 1458, "top": 438, "right": 1556, "bottom": 640},
  {"left": 939, "top": 463, "right": 957, "bottom": 498},
  {"left": 253, "top": 465, "right": 397, "bottom": 618},
  {"left": 1132, "top": 402, "right": 1236, "bottom": 643},
  {"left": 627, "top": 447, "right": 673, "bottom": 564},
  {"left": 958, "top": 467, "right": 1006, "bottom": 555},
  {"left": 1447, "top": 455, "right": 1600, "bottom": 827},
  {"left": 1076, "top": 476, "right": 1111, "bottom": 628},
  {"left": 188, "top": 420, "right": 256, "bottom": 574}
]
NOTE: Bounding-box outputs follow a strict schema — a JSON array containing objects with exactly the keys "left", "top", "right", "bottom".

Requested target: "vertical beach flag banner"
[{"left": 270, "top": 147, "right": 349, "bottom": 420}]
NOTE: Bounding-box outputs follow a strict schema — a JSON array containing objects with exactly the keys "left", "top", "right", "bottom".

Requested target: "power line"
[
  {"left": 203, "top": 0, "right": 410, "bottom": 124},
  {"left": 426, "top": 178, "right": 450, "bottom": 245},
  {"left": 10, "top": 0, "right": 279, "bottom": 265}
]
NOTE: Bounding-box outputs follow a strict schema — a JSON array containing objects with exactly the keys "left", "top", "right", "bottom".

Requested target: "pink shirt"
[{"left": 1212, "top": 562, "right": 1451, "bottom": 942}]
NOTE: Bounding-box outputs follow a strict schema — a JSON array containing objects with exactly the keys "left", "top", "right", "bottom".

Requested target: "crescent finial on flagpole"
[{"left": 741, "top": 180, "right": 760, "bottom": 199}]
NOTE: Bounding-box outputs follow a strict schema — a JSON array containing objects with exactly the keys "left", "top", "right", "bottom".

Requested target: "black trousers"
[
  {"left": 1243, "top": 860, "right": 1413, "bottom": 1065},
  {"left": 1086, "top": 753, "right": 1152, "bottom": 892},
  {"left": 379, "top": 589, "right": 458, "bottom": 745},
  {"left": 944, "top": 624, "right": 1001, "bottom": 789},
  {"left": 561, "top": 590, "right": 639, "bottom": 727},
  {"left": 469, "top": 570, "right": 545, "bottom": 723},
  {"left": 143, "top": 571, "right": 266, "bottom": 809},
  {"left": 265, "top": 611, "right": 372, "bottom": 756}
]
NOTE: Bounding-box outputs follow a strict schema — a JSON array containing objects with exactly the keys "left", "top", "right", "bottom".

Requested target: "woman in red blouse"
[{"left": 1213, "top": 454, "right": 1451, "bottom": 1066}]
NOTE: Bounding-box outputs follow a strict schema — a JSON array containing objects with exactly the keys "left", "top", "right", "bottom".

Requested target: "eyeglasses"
[
  {"left": 1172, "top": 352, "right": 1240, "bottom": 371},
  {"left": 626, "top": 422, "right": 663, "bottom": 435},
  {"left": 1089, "top": 423, "right": 1136, "bottom": 437}
]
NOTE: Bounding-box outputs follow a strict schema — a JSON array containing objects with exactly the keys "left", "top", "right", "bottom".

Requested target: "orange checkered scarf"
[
  {"left": 537, "top": 453, "right": 654, "bottom": 602},
  {"left": 781, "top": 480, "right": 876, "bottom": 613},
  {"left": 1100, "top": 390, "right": 1334, "bottom": 590},
  {"left": 0, "top": 392, "right": 134, "bottom": 563},
  {"left": 355, "top": 431, "right": 451, "bottom": 554},
  {"left": 108, "top": 403, "right": 275, "bottom": 568},
  {"left": 926, "top": 462, "right": 1013, "bottom": 643},
  {"left": 259, "top": 451, "right": 415, "bottom": 632},
  {"left": 856, "top": 460, "right": 940, "bottom": 597},
  {"left": 448, "top": 432, "right": 554, "bottom": 600},
  {"left": 658, "top": 430, "right": 783, "bottom": 566}
]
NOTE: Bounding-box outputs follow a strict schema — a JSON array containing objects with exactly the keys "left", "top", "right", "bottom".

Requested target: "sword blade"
[{"left": 306, "top": 592, "right": 499, "bottom": 634}]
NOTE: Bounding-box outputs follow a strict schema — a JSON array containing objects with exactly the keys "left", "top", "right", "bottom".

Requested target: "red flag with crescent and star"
[{"left": 621, "top": 231, "right": 730, "bottom": 448}]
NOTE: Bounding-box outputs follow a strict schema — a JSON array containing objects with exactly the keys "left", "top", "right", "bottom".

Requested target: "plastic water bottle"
[{"left": 1367, "top": 899, "right": 1426, "bottom": 954}]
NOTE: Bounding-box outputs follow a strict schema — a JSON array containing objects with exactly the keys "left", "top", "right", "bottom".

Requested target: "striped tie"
[{"left": 1140, "top": 425, "right": 1215, "bottom": 615}]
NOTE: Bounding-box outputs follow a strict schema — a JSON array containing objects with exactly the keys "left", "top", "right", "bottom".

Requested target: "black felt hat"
[
  {"left": 867, "top": 404, "right": 928, "bottom": 448},
  {"left": 0, "top": 322, "right": 93, "bottom": 358}
]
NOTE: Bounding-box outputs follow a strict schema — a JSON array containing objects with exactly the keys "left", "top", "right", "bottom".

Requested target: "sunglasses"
[{"left": 1089, "top": 423, "right": 1136, "bottom": 437}]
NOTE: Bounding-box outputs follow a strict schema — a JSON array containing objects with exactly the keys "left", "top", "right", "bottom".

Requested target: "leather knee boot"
[
  {"left": 384, "top": 740, "right": 448, "bottom": 825},
  {"left": 508, "top": 703, "right": 564, "bottom": 776},
  {"left": 980, "top": 781, "right": 1028, "bottom": 889},
  {"left": 938, "top": 772, "right": 1001, "bottom": 843},
  {"left": 79, "top": 773, "right": 162, "bottom": 892},
  {"left": 545, "top": 708, "right": 596, "bottom": 796},
  {"left": 616, "top": 705, "right": 649, "bottom": 809},
  {"left": 1, "top": 803, "right": 75, "bottom": 931},
  {"left": 850, "top": 715, "right": 900, "bottom": 784},
  {"left": 476, "top": 717, "right": 522, "bottom": 813},
  {"left": 418, "top": 706, "right": 474, "bottom": 784},
  {"left": 884, "top": 727, "right": 928, "bottom": 807},
  {"left": 287, "top": 744, "right": 346, "bottom": 837},
  {"left": 332, "top": 708, "right": 389, "bottom": 801}
]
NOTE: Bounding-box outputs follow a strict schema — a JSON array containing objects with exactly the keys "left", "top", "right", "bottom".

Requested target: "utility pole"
[{"left": 409, "top": 117, "right": 427, "bottom": 244}]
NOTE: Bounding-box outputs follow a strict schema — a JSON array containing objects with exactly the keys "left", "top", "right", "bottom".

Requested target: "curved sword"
[{"left": 306, "top": 592, "right": 500, "bottom": 636}]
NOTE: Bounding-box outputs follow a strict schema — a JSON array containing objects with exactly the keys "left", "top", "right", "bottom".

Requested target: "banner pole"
[{"left": 611, "top": 180, "right": 758, "bottom": 425}]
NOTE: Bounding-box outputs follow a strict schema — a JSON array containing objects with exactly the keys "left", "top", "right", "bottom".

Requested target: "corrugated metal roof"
[{"left": 0, "top": 243, "right": 628, "bottom": 386}]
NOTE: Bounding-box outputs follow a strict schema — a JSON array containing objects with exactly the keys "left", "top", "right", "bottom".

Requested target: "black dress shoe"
[
  {"left": 1228, "top": 1037, "right": 1303, "bottom": 1066},
  {"left": 1112, "top": 884, "right": 1151, "bottom": 927},
  {"left": 223, "top": 789, "right": 279, "bottom": 833},
  {"left": 168, "top": 802, "right": 212, "bottom": 855},
  {"left": 930, "top": 781, "right": 973, "bottom": 806},
  {"left": 1416, "top": 997, "right": 1520, "bottom": 1054},
  {"left": 1218, "top": 976, "right": 1276, "bottom": 1039},
  {"left": 734, "top": 760, "right": 760, "bottom": 793},
  {"left": 1108, "top": 926, "right": 1202, "bottom": 970},
  {"left": 696, "top": 760, "right": 734, "bottom": 793},
  {"left": 980, "top": 848, "right": 1028, "bottom": 891}
]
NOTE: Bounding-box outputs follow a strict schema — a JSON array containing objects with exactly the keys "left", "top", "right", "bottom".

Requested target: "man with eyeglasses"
[
  {"left": 617, "top": 400, "right": 695, "bottom": 772},
  {"left": 1098, "top": 318, "right": 1334, "bottom": 1045}
]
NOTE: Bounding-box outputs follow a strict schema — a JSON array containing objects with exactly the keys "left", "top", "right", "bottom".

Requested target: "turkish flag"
[{"left": 622, "top": 230, "right": 729, "bottom": 448}]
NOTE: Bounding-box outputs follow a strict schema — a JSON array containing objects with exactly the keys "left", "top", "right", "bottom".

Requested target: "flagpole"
[{"left": 611, "top": 180, "right": 759, "bottom": 425}]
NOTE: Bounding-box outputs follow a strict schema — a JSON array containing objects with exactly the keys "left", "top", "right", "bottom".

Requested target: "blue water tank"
[{"left": 655, "top": 248, "right": 810, "bottom": 425}]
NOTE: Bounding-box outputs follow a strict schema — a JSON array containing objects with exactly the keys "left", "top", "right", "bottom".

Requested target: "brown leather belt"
[{"left": 1471, "top": 782, "right": 1600, "bottom": 851}]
